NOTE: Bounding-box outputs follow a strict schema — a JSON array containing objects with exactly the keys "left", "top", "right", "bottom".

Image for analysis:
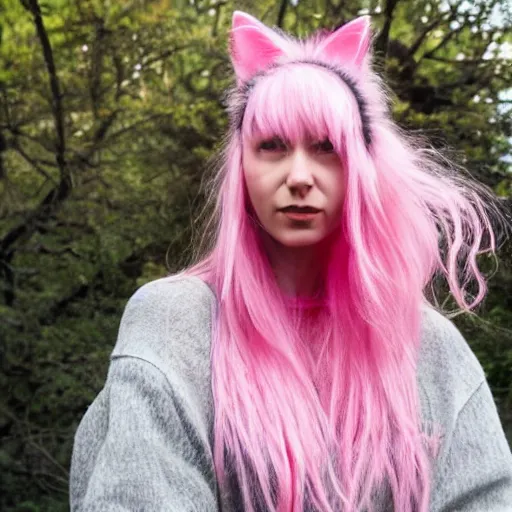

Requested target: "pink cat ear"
[
  {"left": 230, "top": 11, "right": 285, "bottom": 83},
  {"left": 317, "top": 16, "right": 372, "bottom": 69}
]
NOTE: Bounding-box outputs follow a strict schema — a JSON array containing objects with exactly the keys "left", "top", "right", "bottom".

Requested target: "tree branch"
[
  {"left": 0, "top": 174, "right": 72, "bottom": 257},
  {"left": 276, "top": 0, "right": 288, "bottom": 29},
  {"left": 89, "top": 17, "right": 107, "bottom": 119},
  {"left": 22, "top": 0, "right": 67, "bottom": 179},
  {"left": 27, "top": 436, "right": 70, "bottom": 478},
  {"left": 100, "top": 113, "right": 169, "bottom": 146},
  {"left": 406, "top": 16, "right": 446, "bottom": 59},
  {"left": 11, "top": 140, "right": 58, "bottom": 185},
  {"left": 374, "top": 0, "right": 400, "bottom": 58},
  {"left": 0, "top": 2, "right": 73, "bottom": 262}
]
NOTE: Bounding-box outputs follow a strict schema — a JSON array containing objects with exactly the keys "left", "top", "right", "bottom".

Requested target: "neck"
[{"left": 261, "top": 232, "right": 331, "bottom": 298}]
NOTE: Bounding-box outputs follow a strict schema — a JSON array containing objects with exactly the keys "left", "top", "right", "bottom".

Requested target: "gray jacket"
[{"left": 70, "top": 275, "right": 512, "bottom": 511}]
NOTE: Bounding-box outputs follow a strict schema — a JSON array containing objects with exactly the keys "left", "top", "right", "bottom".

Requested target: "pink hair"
[{"left": 184, "top": 15, "right": 504, "bottom": 512}]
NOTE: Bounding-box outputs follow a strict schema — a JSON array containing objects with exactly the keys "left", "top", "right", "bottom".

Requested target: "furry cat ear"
[
  {"left": 316, "top": 16, "right": 372, "bottom": 69},
  {"left": 230, "top": 11, "right": 286, "bottom": 83}
]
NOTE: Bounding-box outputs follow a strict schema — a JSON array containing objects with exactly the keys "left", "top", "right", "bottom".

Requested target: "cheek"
[
  {"left": 334, "top": 179, "right": 346, "bottom": 211},
  {"left": 323, "top": 170, "right": 346, "bottom": 212},
  {"left": 243, "top": 156, "right": 278, "bottom": 208},
  {"left": 244, "top": 171, "right": 262, "bottom": 199},
  {"left": 243, "top": 167, "right": 270, "bottom": 217}
]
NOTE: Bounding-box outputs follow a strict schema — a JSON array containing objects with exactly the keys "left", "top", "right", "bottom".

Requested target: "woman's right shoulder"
[
  {"left": 125, "top": 274, "right": 216, "bottom": 313},
  {"left": 111, "top": 274, "right": 216, "bottom": 377}
]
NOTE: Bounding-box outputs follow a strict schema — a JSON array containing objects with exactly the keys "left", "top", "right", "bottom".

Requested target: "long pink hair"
[{"left": 184, "top": 11, "right": 505, "bottom": 512}]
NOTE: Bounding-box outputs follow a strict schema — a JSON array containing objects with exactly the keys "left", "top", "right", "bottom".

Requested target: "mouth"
[
  {"left": 279, "top": 205, "right": 322, "bottom": 213},
  {"left": 278, "top": 205, "right": 322, "bottom": 222}
]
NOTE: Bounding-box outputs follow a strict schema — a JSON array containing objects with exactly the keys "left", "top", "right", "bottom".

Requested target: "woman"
[{"left": 70, "top": 11, "right": 512, "bottom": 512}]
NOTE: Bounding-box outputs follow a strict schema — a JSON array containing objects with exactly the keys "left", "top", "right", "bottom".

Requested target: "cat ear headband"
[{"left": 228, "top": 11, "right": 373, "bottom": 147}]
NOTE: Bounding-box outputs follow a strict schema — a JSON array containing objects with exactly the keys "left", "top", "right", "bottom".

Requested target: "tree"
[{"left": 0, "top": 0, "right": 510, "bottom": 509}]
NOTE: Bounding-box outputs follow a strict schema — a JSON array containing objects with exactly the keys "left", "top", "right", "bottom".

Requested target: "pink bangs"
[{"left": 241, "top": 62, "right": 365, "bottom": 155}]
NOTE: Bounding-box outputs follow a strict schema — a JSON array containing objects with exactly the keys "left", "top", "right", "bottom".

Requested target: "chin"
[{"left": 272, "top": 231, "right": 328, "bottom": 248}]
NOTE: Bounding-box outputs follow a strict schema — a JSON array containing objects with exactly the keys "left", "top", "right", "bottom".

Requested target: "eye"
[
  {"left": 313, "top": 138, "right": 335, "bottom": 153},
  {"left": 258, "top": 137, "right": 287, "bottom": 152}
]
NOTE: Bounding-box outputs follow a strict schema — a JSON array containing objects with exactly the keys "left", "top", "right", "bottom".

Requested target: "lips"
[{"left": 279, "top": 205, "right": 321, "bottom": 213}]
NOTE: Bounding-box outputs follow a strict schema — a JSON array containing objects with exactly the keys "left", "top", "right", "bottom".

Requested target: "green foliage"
[{"left": 0, "top": 0, "right": 511, "bottom": 509}]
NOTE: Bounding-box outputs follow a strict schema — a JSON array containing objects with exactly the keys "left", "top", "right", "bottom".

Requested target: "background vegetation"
[{"left": 1, "top": 0, "right": 511, "bottom": 510}]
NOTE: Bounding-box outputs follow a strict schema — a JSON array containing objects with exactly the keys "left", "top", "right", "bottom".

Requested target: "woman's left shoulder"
[
  {"left": 418, "top": 306, "right": 512, "bottom": 510},
  {"left": 417, "top": 305, "right": 486, "bottom": 427}
]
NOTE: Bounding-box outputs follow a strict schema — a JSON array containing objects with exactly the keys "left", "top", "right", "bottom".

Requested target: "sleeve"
[
  {"left": 69, "top": 356, "right": 218, "bottom": 512},
  {"left": 69, "top": 277, "right": 219, "bottom": 512},
  {"left": 430, "top": 378, "right": 512, "bottom": 511}
]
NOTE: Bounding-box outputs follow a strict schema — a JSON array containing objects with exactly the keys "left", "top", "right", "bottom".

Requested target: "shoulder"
[
  {"left": 111, "top": 274, "right": 216, "bottom": 384},
  {"left": 417, "top": 304, "right": 486, "bottom": 432},
  {"left": 121, "top": 273, "right": 216, "bottom": 320}
]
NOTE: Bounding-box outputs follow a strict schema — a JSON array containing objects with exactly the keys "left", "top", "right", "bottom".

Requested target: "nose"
[{"left": 285, "top": 149, "right": 314, "bottom": 197}]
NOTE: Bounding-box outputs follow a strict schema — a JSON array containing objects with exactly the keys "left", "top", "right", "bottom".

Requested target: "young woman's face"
[{"left": 242, "top": 135, "right": 345, "bottom": 248}]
